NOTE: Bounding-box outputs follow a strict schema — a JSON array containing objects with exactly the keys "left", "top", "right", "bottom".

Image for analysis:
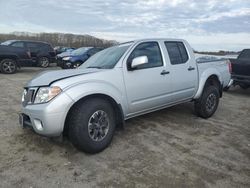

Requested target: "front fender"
[
  {"left": 63, "top": 81, "right": 128, "bottom": 115},
  {"left": 194, "top": 68, "right": 222, "bottom": 99}
]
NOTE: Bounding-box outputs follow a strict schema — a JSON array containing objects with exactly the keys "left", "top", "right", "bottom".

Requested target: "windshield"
[
  {"left": 1, "top": 40, "right": 15, "bottom": 45},
  {"left": 79, "top": 42, "right": 133, "bottom": 69},
  {"left": 71, "top": 47, "right": 91, "bottom": 56}
]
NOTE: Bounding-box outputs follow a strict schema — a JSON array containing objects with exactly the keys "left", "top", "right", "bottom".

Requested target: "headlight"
[
  {"left": 34, "top": 86, "right": 61, "bottom": 104},
  {"left": 63, "top": 56, "right": 71, "bottom": 61}
]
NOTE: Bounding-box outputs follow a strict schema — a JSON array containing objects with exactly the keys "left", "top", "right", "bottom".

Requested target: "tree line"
[{"left": 0, "top": 32, "right": 118, "bottom": 48}]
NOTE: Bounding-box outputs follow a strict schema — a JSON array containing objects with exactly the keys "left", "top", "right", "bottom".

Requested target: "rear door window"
[
  {"left": 26, "top": 42, "right": 39, "bottom": 49},
  {"left": 165, "top": 42, "right": 189, "bottom": 65}
]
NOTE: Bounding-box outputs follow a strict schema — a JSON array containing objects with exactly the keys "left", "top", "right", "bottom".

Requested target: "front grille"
[{"left": 22, "top": 88, "right": 37, "bottom": 106}]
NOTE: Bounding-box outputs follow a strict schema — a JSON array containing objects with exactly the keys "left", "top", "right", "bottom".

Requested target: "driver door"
[{"left": 123, "top": 41, "right": 173, "bottom": 115}]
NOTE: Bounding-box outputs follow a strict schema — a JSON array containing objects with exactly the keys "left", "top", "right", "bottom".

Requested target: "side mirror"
[{"left": 131, "top": 56, "right": 148, "bottom": 69}]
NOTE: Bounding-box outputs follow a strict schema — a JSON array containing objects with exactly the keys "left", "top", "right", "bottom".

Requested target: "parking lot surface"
[{"left": 0, "top": 67, "right": 250, "bottom": 188}]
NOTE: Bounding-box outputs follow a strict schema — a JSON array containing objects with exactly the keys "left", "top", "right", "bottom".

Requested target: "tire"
[
  {"left": 38, "top": 57, "right": 50, "bottom": 68},
  {"left": 68, "top": 98, "right": 116, "bottom": 153},
  {"left": 194, "top": 85, "right": 220, "bottom": 118},
  {"left": 0, "top": 58, "right": 17, "bottom": 74}
]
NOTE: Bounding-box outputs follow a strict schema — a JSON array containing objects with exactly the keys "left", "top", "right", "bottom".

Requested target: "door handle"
[
  {"left": 160, "top": 70, "right": 170, "bottom": 75},
  {"left": 188, "top": 66, "right": 195, "bottom": 71}
]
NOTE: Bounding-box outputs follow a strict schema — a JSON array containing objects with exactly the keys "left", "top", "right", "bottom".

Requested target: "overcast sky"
[{"left": 0, "top": 0, "right": 249, "bottom": 51}]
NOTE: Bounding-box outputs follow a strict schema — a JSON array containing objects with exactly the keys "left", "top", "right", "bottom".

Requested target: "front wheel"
[
  {"left": 38, "top": 57, "right": 50, "bottom": 68},
  {"left": 194, "top": 85, "right": 220, "bottom": 118},
  {"left": 68, "top": 98, "right": 116, "bottom": 153},
  {"left": 0, "top": 59, "right": 17, "bottom": 74}
]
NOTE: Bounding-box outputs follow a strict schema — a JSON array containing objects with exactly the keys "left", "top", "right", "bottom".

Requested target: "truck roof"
[{"left": 133, "top": 38, "right": 186, "bottom": 43}]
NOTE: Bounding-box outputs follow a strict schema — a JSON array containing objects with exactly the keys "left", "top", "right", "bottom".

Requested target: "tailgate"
[{"left": 231, "top": 59, "right": 250, "bottom": 76}]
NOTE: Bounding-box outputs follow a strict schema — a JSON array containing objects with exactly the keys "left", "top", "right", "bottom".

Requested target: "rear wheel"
[
  {"left": 0, "top": 59, "right": 17, "bottom": 74},
  {"left": 195, "top": 85, "right": 220, "bottom": 118},
  {"left": 68, "top": 98, "right": 116, "bottom": 153},
  {"left": 38, "top": 57, "right": 50, "bottom": 68}
]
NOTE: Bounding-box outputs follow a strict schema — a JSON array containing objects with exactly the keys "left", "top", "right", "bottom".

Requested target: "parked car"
[
  {"left": 1, "top": 40, "right": 56, "bottom": 68},
  {"left": 54, "top": 46, "right": 75, "bottom": 55},
  {"left": 0, "top": 45, "right": 31, "bottom": 74},
  {"left": 55, "top": 51, "right": 73, "bottom": 66},
  {"left": 230, "top": 49, "right": 250, "bottom": 89},
  {"left": 20, "top": 39, "right": 231, "bottom": 153},
  {"left": 57, "top": 47, "right": 103, "bottom": 69}
]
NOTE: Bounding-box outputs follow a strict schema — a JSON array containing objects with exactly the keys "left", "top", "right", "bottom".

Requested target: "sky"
[{"left": 0, "top": 0, "right": 249, "bottom": 51}]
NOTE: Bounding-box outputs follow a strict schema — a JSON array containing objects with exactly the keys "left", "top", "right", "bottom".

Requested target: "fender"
[
  {"left": 194, "top": 67, "right": 223, "bottom": 99},
  {"left": 63, "top": 80, "right": 128, "bottom": 116}
]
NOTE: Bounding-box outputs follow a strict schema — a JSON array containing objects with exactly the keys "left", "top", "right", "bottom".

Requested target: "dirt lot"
[{"left": 0, "top": 67, "right": 249, "bottom": 188}]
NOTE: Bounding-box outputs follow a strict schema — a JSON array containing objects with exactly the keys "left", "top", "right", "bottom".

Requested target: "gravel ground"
[{"left": 0, "top": 66, "right": 249, "bottom": 188}]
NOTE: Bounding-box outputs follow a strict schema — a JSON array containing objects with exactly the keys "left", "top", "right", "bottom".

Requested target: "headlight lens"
[
  {"left": 63, "top": 56, "right": 71, "bottom": 61},
  {"left": 34, "top": 86, "right": 61, "bottom": 104}
]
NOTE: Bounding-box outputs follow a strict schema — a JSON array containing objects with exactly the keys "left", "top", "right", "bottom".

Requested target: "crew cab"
[
  {"left": 0, "top": 45, "right": 31, "bottom": 74},
  {"left": 20, "top": 39, "right": 231, "bottom": 153},
  {"left": 230, "top": 49, "right": 250, "bottom": 89}
]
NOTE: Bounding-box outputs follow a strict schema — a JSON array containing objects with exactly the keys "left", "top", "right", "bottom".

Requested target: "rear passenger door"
[
  {"left": 164, "top": 41, "right": 198, "bottom": 102},
  {"left": 25, "top": 42, "right": 40, "bottom": 59}
]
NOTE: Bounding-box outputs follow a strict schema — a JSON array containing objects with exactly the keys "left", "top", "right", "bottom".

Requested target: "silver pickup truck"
[{"left": 20, "top": 39, "right": 231, "bottom": 153}]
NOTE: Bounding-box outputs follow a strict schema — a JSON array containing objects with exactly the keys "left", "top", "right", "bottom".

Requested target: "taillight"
[{"left": 228, "top": 60, "right": 232, "bottom": 74}]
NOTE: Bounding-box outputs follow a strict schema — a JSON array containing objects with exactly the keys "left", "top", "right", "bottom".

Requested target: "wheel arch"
[
  {"left": 194, "top": 72, "right": 223, "bottom": 99},
  {"left": 63, "top": 93, "right": 125, "bottom": 136}
]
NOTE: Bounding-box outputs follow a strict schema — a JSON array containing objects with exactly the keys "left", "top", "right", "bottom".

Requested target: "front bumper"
[
  {"left": 56, "top": 59, "right": 72, "bottom": 69},
  {"left": 20, "top": 92, "right": 74, "bottom": 137}
]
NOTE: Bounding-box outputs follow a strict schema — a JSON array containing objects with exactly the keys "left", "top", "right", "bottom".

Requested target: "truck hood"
[{"left": 26, "top": 68, "right": 101, "bottom": 87}]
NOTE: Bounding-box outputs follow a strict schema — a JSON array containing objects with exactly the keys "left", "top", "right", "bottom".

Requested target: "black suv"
[{"left": 1, "top": 40, "right": 56, "bottom": 67}]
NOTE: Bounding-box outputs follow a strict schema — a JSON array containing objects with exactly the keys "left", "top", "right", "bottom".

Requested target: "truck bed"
[{"left": 197, "top": 59, "right": 231, "bottom": 88}]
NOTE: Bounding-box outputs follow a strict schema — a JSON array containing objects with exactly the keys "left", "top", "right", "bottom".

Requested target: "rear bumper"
[{"left": 232, "top": 74, "right": 250, "bottom": 84}]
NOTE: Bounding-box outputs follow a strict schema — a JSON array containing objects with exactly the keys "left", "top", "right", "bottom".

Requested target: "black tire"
[
  {"left": 68, "top": 98, "right": 116, "bottom": 153},
  {"left": 194, "top": 85, "right": 220, "bottom": 118},
  {"left": 38, "top": 57, "right": 50, "bottom": 68},
  {"left": 0, "top": 58, "right": 17, "bottom": 74}
]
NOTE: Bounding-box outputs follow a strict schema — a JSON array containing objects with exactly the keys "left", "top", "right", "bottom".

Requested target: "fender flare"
[{"left": 194, "top": 68, "right": 222, "bottom": 99}]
